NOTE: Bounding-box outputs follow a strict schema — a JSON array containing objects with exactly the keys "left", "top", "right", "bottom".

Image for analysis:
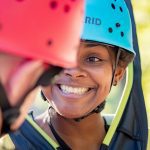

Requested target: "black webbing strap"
[
  {"left": 0, "top": 66, "right": 62, "bottom": 134},
  {"left": 41, "top": 92, "right": 106, "bottom": 122},
  {"left": 74, "top": 101, "right": 106, "bottom": 122}
]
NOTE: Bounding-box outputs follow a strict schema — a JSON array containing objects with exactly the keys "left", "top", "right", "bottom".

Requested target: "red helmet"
[{"left": 0, "top": 0, "right": 84, "bottom": 68}]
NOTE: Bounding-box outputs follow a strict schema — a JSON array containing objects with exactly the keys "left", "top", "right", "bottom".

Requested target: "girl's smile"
[{"left": 55, "top": 83, "right": 96, "bottom": 99}]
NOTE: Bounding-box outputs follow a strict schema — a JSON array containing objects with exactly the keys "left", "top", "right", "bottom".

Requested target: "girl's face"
[{"left": 43, "top": 42, "right": 124, "bottom": 118}]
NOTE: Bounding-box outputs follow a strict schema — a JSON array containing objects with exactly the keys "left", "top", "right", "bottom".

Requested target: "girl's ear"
[{"left": 113, "top": 66, "right": 126, "bottom": 86}]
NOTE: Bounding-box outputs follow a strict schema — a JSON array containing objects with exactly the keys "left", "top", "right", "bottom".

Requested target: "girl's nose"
[{"left": 63, "top": 68, "right": 88, "bottom": 78}]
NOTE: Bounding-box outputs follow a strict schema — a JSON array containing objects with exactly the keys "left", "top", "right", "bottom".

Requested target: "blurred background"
[{"left": 132, "top": 0, "right": 150, "bottom": 126}]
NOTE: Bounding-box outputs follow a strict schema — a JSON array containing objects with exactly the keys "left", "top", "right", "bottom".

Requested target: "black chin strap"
[
  {"left": 41, "top": 89, "right": 106, "bottom": 121},
  {"left": 0, "top": 66, "right": 62, "bottom": 134},
  {"left": 74, "top": 101, "right": 106, "bottom": 122}
]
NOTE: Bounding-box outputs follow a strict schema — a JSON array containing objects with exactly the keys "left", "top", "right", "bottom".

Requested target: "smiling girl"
[{"left": 7, "top": 0, "right": 148, "bottom": 150}]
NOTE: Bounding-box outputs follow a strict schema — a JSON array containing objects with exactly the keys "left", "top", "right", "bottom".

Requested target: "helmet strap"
[
  {"left": 43, "top": 90, "right": 106, "bottom": 122},
  {"left": 74, "top": 101, "right": 106, "bottom": 122}
]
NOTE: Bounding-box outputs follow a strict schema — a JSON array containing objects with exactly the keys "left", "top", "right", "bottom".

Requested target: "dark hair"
[
  {"left": 118, "top": 49, "right": 134, "bottom": 68},
  {"left": 106, "top": 46, "right": 134, "bottom": 69}
]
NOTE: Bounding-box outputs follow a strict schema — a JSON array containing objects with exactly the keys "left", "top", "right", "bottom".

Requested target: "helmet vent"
[
  {"left": 119, "top": 6, "right": 123, "bottom": 12},
  {"left": 50, "top": 1, "right": 58, "bottom": 9},
  {"left": 0, "top": 23, "right": 2, "bottom": 31},
  {"left": 64, "top": 4, "right": 70, "bottom": 13},
  {"left": 111, "top": 3, "right": 116, "bottom": 9},
  {"left": 116, "top": 23, "right": 121, "bottom": 28},
  {"left": 108, "top": 27, "right": 113, "bottom": 33},
  {"left": 47, "top": 40, "right": 53, "bottom": 46},
  {"left": 120, "top": 31, "right": 124, "bottom": 37}
]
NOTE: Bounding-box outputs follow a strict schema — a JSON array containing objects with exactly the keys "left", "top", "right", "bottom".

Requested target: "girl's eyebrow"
[{"left": 84, "top": 42, "right": 101, "bottom": 48}]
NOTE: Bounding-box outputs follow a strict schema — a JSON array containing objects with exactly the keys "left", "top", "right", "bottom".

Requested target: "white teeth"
[{"left": 60, "top": 85, "right": 89, "bottom": 95}]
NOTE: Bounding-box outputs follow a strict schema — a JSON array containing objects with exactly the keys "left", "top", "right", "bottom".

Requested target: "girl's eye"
[{"left": 86, "top": 56, "right": 101, "bottom": 62}]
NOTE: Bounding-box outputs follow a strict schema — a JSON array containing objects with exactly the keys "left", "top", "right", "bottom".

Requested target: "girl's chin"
[
  {"left": 52, "top": 102, "right": 95, "bottom": 119},
  {"left": 54, "top": 109, "right": 81, "bottom": 119},
  {"left": 55, "top": 108, "right": 90, "bottom": 120}
]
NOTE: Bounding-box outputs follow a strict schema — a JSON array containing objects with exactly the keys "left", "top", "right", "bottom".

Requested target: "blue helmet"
[{"left": 81, "top": 0, "right": 135, "bottom": 56}]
